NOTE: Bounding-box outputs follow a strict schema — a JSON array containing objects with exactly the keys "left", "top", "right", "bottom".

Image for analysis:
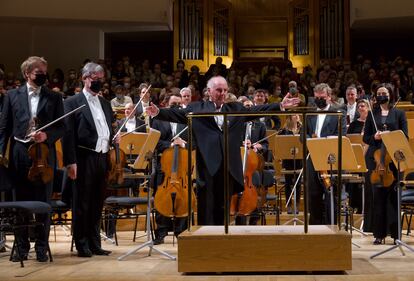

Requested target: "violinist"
[
  {"left": 306, "top": 83, "right": 347, "bottom": 225},
  {"left": 363, "top": 83, "right": 407, "bottom": 245},
  {"left": 0, "top": 56, "right": 65, "bottom": 262},
  {"left": 151, "top": 93, "right": 188, "bottom": 244},
  {"left": 117, "top": 102, "right": 146, "bottom": 133},
  {"left": 347, "top": 99, "right": 369, "bottom": 135},
  {"left": 278, "top": 114, "right": 302, "bottom": 214},
  {"left": 62, "top": 62, "right": 119, "bottom": 257},
  {"left": 146, "top": 76, "right": 300, "bottom": 225}
]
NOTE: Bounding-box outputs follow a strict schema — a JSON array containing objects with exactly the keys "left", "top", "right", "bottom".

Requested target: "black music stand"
[
  {"left": 371, "top": 130, "right": 414, "bottom": 259},
  {"left": 273, "top": 135, "right": 303, "bottom": 225},
  {"left": 307, "top": 137, "right": 359, "bottom": 225},
  {"left": 118, "top": 129, "right": 176, "bottom": 261}
]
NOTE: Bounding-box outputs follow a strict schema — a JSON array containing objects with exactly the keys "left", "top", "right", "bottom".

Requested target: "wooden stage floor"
[{"left": 1, "top": 228, "right": 414, "bottom": 281}]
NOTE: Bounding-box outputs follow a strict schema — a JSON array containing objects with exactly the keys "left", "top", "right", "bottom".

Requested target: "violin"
[
  {"left": 370, "top": 124, "right": 394, "bottom": 187},
  {"left": 107, "top": 142, "right": 126, "bottom": 185},
  {"left": 231, "top": 123, "right": 259, "bottom": 217},
  {"left": 154, "top": 144, "right": 196, "bottom": 218},
  {"left": 27, "top": 118, "right": 53, "bottom": 184}
]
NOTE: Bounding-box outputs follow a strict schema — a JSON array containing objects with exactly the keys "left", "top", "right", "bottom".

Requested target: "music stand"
[
  {"left": 120, "top": 132, "right": 148, "bottom": 165},
  {"left": 273, "top": 135, "right": 303, "bottom": 225},
  {"left": 118, "top": 129, "right": 176, "bottom": 261},
  {"left": 307, "top": 137, "right": 359, "bottom": 225},
  {"left": 371, "top": 130, "right": 414, "bottom": 259}
]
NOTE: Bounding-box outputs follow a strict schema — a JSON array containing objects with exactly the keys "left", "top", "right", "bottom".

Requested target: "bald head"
[{"left": 207, "top": 76, "right": 228, "bottom": 107}]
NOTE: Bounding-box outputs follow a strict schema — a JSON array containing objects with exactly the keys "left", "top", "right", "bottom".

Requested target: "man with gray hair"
[
  {"left": 146, "top": 76, "right": 300, "bottom": 225},
  {"left": 62, "top": 62, "right": 118, "bottom": 257},
  {"left": 180, "top": 87, "right": 191, "bottom": 108},
  {"left": 345, "top": 85, "right": 359, "bottom": 124},
  {"left": 0, "top": 56, "right": 65, "bottom": 262}
]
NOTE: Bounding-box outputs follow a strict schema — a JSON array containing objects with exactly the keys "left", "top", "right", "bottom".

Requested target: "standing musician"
[
  {"left": 346, "top": 99, "right": 369, "bottom": 215},
  {"left": 62, "top": 62, "right": 119, "bottom": 257},
  {"left": 0, "top": 56, "right": 65, "bottom": 262},
  {"left": 306, "top": 83, "right": 347, "bottom": 225},
  {"left": 363, "top": 83, "right": 407, "bottom": 245},
  {"left": 146, "top": 76, "right": 300, "bottom": 225},
  {"left": 278, "top": 114, "right": 302, "bottom": 214},
  {"left": 151, "top": 93, "right": 188, "bottom": 244}
]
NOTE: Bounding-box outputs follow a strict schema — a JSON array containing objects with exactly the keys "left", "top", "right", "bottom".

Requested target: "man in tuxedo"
[
  {"left": 62, "top": 62, "right": 118, "bottom": 257},
  {"left": 151, "top": 93, "right": 188, "bottom": 244},
  {"left": 117, "top": 102, "right": 146, "bottom": 133},
  {"left": 146, "top": 76, "right": 300, "bottom": 225},
  {"left": 0, "top": 56, "right": 65, "bottom": 262},
  {"left": 345, "top": 85, "right": 359, "bottom": 125},
  {"left": 306, "top": 83, "right": 347, "bottom": 225}
]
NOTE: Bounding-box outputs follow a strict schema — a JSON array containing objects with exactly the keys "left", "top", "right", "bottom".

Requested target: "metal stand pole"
[
  {"left": 284, "top": 147, "right": 304, "bottom": 225},
  {"left": 371, "top": 150, "right": 414, "bottom": 259},
  {"left": 118, "top": 153, "right": 176, "bottom": 261}
]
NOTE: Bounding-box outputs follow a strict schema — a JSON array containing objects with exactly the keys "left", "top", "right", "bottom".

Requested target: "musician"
[
  {"left": 151, "top": 93, "right": 188, "bottom": 244},
  {"left": 134, "top": 83, "right": 151, "bottom": 126},
  {"left": 306, "top": 83, "right": 347, "bottom": 225},
  {"left": 146, "top": 76, "right": 300, "bottom": 225},
  {"left": 0, "top": 56, "right": 65, "bottom": 262},
  {"left": 62, "top": 62, "right": 118, "bottom": 257},
  {"left": 363, "top": 83, "right": 407, "bottom": 245},
  {"left": 345, "top": 85, "right": 359, "bottom": 125},
  {"left": 278, "top": 114, "right": 302, "bottom": 214},
  {"left": 346, "top": 99, "right": 369, "bottom": 214},
  {"left": 117, "top": 102, "right": 146, "bottom": 133},
  {"left": 253, "top": 89, "right": 281, "bottom": 130},
  {"left": 180, "top": 87, "right": 191, "bottom": 108},
  {"left": 110, "top": 84, "right": 132, "bottom": 108}
]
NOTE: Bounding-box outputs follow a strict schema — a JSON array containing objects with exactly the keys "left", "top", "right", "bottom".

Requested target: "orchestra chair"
[
  {"left": 401, "top": 172, "right": 414, "bottom": 236},
  {"left": 0, "top": 199, "right": 53, "bottom": 267},
  {"left": 103, "top": 176, "right": 152, "bottom": 246},
  {"left": 50, "top": 168, "right": 72, "bottom": 242}
]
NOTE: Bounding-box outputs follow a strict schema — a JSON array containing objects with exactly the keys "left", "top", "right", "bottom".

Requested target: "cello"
[
  {"left": 230, "top": 122, "right": 259, "bottom": 217},
  {"left": 154, "top": 127, "right": 196, "bottom": 218}
]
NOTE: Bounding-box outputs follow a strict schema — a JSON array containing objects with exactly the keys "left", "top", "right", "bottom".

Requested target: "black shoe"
[
  {"left": 153, "top": 237, "right": 164, "bottom": 245},
  {"left": 373, "top": 238, "right": 384, "bottom": 245},
  {"left": 11, "top": 252, "right": 28, "bottom": 262},
  {"left": 91, "top": 248, "right": 111, "bottom": 256},
  {"left": 77, "top": 249, "right": 93, "bottom": 257},
  {"left": 36, "top": 252, "right": 49, "bottom": 262}
]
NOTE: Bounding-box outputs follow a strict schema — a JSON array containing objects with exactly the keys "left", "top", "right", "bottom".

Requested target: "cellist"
[
  {"left": 363, "top": 83, "right": 407, "bottom": 245},
  {"left": 151, "top": 93, "right": 188, "bottom": 245}
]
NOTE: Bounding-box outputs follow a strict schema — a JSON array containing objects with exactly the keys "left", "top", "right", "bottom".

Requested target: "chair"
[
  {"left": 0, "top": 201, "right": 53, "bottom": 267},
  {"left": 102, "top": 176, "right": 152, "bottom": 246},
  {"left": 401, "top": 189, "right": 414, "bottom": 236}
]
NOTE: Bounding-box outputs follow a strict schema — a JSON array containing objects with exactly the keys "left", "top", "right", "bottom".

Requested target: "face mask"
[
  {"left": 275, "top": 90, "right": 281, "bottom": 95},
  {"left": 33, "top": 73, "right": 47, "bottom": 87},
  {"left": 310, "top": 82, "right": 316, "bottom": 87},
  {"left": 124, "top": 83, "right": 130, "bottom": 89},
  {"left": 90, "top": 80, "right": 102, "bottom": 93},
  {"left": 376, "top": 95, "right": 389, "bottom": 104},
  {"left": 111, "top": 80, "right": 117, "bottom": 86},
  {"left": 53, "top": 78, "right": 59, "bottom": 83},
  {"left": 314, "top": 97, "right": 327, "bottom": 109},
  {"left": 170, "top": 104, "right": 181, "bottom": 109},
  {"left": 116, "top": 94, "right": 123, "bottom": 100},
  {"left": 289, "top": 87, "right": 297, "bottom": 94},
  {"left": 69, "top": 74, "right": 76, "bottom": 79}
]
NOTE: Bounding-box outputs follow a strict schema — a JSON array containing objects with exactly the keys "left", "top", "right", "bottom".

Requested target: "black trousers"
[
  {"left": 196, "top": 160, "right": 239, "bottom": 225},
  {"left": 155, "top": 212, "right": 187, "bottom": 238},
  {"left": 372, "top": 183, "right": 398, "bottom": 239},
  {"left": 11, "top": 142, "right": 53, "bottom": 255},
  {"left": 72, "top": 149, "right": 107, "bottom": 252}
]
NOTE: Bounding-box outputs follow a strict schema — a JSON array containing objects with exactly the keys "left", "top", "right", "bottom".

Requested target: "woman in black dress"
[{"left": 363, "top": 83, "right": 407, "bottom": 244}]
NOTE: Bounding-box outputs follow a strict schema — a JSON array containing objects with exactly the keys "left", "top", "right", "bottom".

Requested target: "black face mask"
[
  {"left": 376, "top": 95, "right": 389, "bottom": 104},
  {"left": 90, "top": 80, "right": 102, "bottom": 93},
  {"left": 33, "top": 73, "right": 47, "bottom": 87},
  {"left": 170, "top": 104, "right": 181, "bottom": 109},
  {"left": 314, "top": 97, "right": 327, "bottom": 109}
]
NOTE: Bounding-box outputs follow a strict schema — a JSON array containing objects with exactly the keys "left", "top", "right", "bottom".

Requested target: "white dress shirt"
[
  {"left": 170, "top": 122, "right": 178, "bottom": 136},
  {"left": 315, "top": 104, "right": 330, "bottom": 138},
  {"left": 125, "top": 118, "right": 137, "bottom": 133},
  {"left": 27, "top": 83, "right": 41, "bottom": 118},
  {"left": 347, "top": 102, "right": 356, "bottom": 123},
  {"left": 83, "top": 89, "right": 110, "bottom": 153},
  {"left": 214, "top": 104, "right": 224, "bottom": 130}
]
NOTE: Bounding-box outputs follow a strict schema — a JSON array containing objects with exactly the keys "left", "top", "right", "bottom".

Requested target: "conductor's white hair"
[{"left": 82, "top": 62, "right": 104, "bottom": 79}]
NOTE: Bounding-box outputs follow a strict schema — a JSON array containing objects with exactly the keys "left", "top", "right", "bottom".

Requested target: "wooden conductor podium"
[{"left": 178, "top": 136, "right": 352, "bottom": 273}]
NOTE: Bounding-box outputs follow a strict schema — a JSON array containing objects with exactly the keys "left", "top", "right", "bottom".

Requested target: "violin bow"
[
  {"left": 16, "top": 104, "right": 87, "bottom": 143},
  {"left": 113, "top": 85, "right": 152, "bottom": 142},
  {"left": 251, "top": 131, "right": 279, "bottom": 147},
  {"left": 120, "top": 123, "right": 147, "bottom": 138},
  {"left": 171, "top": 126, "right": 188, "bottom": 142}
]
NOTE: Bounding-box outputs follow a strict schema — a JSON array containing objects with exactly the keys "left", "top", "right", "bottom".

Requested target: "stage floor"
[{"left": 1, "top": 228, "right": 414, "bottom": 281}]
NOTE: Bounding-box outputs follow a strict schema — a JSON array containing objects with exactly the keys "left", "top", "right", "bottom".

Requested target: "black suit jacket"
[
  {"left": 62, "top": 92, "right": 115, "bottom": 166},
  {"left": 363, "top": 107, "right": 407, "bottom": 170},
  {"left": 151, "top": 119, "right": 188, "bottom": 153},
  {"left": 155, "top": 101, "right": 281, "bottom": 188},
  {"left": 117, "top": 117, "right": 146, "bottom": 133},
  {"left": 306, "top": 104, "right": 347, "bottom": 138},
  {"left": 0, "top": 85, "right": 65, "bottom": 154},
  {"left": 242, "top": 121, "right": 268, "bottom": 156}
]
